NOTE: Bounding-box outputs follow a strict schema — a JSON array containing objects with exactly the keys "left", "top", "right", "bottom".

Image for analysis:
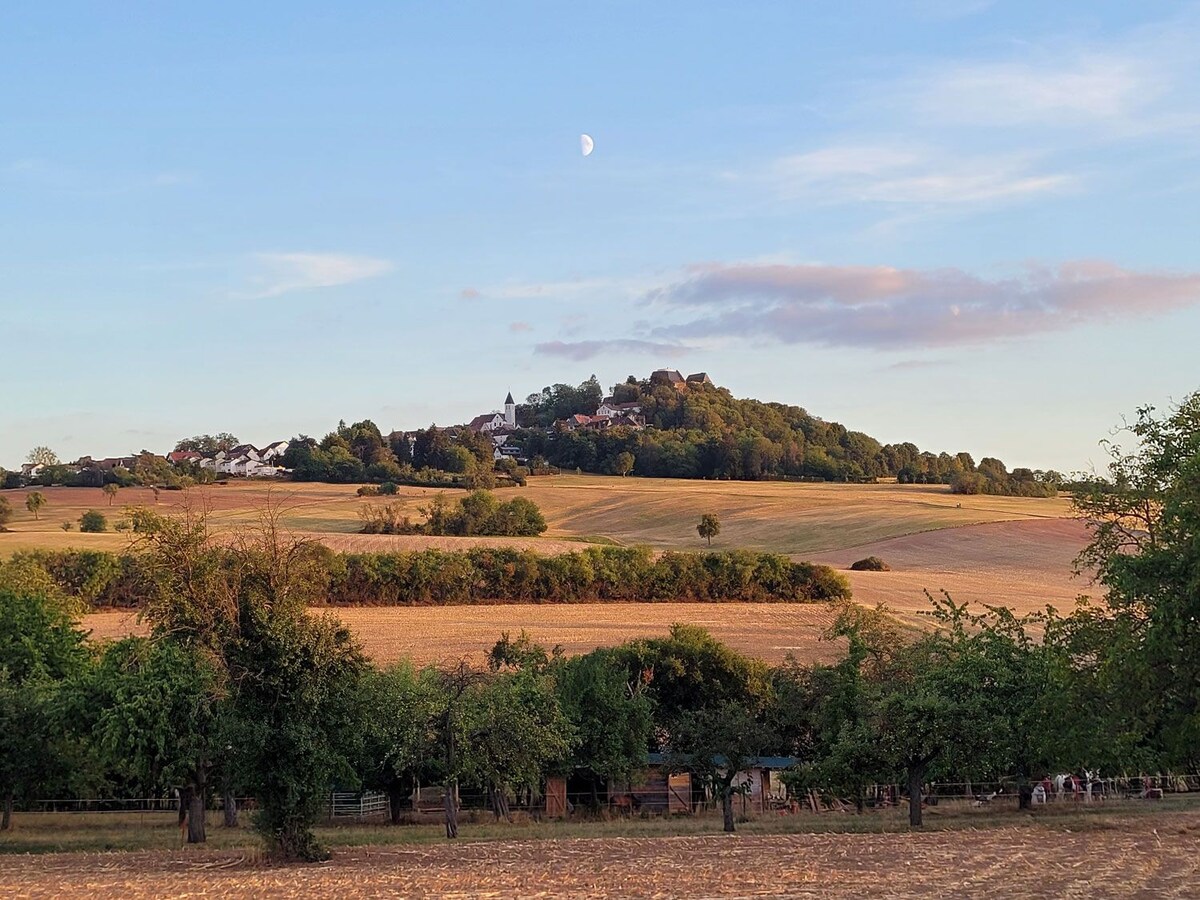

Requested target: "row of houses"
[{"left": 168, "top": 441, "right": 291, "bottom": 477}]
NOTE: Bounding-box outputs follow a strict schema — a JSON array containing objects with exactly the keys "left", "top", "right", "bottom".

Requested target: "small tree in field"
[
  {"left": 25, "top": 492, "right": 46, "bottom": 521},
  {"left": 79, "top": 510, "right": 107, "bottom": 533},
  {"left": 697, "top": 513, "right": 721, "bottom": 546},
  {"left": 102, "top": 483, "right": 119, "bottom": 506},
  {"left": 614, "top": 452, "right": 635, "bottom": 477},
  {"left": 0, "top": 498, "right": 12, "bottom": 530}
]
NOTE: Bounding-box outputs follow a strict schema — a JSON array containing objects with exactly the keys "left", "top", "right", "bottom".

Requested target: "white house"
[
  {"left": 596, "top": 400, "right": 642, "bottom": 418},
  {"left": 260, "top": 440, "right": 290, "bottom": 462}
]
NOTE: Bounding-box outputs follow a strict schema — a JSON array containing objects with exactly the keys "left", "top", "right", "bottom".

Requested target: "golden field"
[{"left": 2, "top": 475, "right": 1093, "bottom": 665}]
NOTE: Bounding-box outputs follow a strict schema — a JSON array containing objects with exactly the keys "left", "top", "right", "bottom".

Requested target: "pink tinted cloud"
[
  {"left": 651, "top": 260, "right": 1200, "bottom": 349},
  {"left": 509, "top": 321, "right": 533, "bottom": 333}
]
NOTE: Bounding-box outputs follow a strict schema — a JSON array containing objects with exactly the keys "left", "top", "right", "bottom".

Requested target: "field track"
[{"left": 3, "top": 812, "right": 1197, "bottom": 899}]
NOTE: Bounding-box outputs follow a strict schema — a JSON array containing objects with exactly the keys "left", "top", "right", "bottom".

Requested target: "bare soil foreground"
[{"left": 4, "top": 812, "right": 1197, "bottom": 899}]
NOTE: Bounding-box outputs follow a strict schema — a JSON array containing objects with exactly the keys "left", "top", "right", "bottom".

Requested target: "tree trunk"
[
  {"left": 907, "top": 765, "right": 925, "bottom": 828},
  {"left": 222, "top": 789, "right": 238, "bottom": 828},
  {"left": 1018, "top": 783, "right": 1033, "bottom": 810},
  {"left": 2, "top": 790, "right": 13, "bottom": 831},
  {"left": 187, "top": 788, "right": 207, "bottom": 843},
  {"left": 444, "top": 783, "right": 458, "bottom": 839},
  {"left": 388, "top": 783, "right": 407, "bottom": 825},
  {"left": 721, "top": 788, "right": 735, "bottom": 833}
]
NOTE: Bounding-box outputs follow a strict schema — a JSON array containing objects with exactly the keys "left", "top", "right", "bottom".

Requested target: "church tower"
[{"left": 504, "top": 391, "right": 516, "bottom": 427}]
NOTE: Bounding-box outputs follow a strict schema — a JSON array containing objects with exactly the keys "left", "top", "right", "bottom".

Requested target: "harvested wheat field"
[
  {"left": 3, "top": 812, "right": 1197, "bottom": 899},
  {"left": 0, "top": 475, "right": 1076, "bottom": 557},
  {"left": 815, "top": 518, "right": 1092, "bottom": 623},
  {"left": 83, "top": 603, "right": 847, "bottom": 667}
]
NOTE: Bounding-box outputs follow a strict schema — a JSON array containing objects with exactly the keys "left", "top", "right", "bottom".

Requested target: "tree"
[
  {"left": 554, "top": 650, "right": 654, "bottom": 809},
  {"left": 82, "top": 638, "right": 224, "bottom": 844},
  {"left": 225, "top": 602, "right": 367, "bottom": 860},
  {"left": 0, "top": 589, "right": 89, "bottom": 829},
  {"left": 669, "top": 702, "right": 775, "bottom": 832},
  {"left": 614, "top": 452, "right": 635, "bottom": 477},
  {"left": 79, "top": 510, "right": 107, "bottom": 533},
  {"left": 102, "top": 483, "right": 119, "bottom": 506},
  {"left": 1071, "top": 392, "right": 1200, "bottom": 769},
  {"left": 0, "top": 497, "right": 11, "bottom": 530},
  {"left": 26, "top": 446, "right": 59, "bottom": 466},
  {"left": 358, "top": 663, "right": 446, "bottom": 824},
  {"left": 697, "top": 513, "right": 721, "bottom": 547},
  {"left": 455, "top": 671, "right": 576, "bottom": 821},
  {"left": 25, "top": 492, "right": 46, "bottom": 521}
]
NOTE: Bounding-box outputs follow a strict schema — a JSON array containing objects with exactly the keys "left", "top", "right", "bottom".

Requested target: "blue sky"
[{"left": 2, "top": 1, "right": 1198, "bottom": 472}]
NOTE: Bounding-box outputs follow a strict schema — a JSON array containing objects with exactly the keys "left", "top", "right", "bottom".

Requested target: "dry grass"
[
  {"left": 2, "top": 806, "right": 1197, "bottom": 898},
  {"left": 1, "top": 475, "right": 1076, "bottom": 557}
]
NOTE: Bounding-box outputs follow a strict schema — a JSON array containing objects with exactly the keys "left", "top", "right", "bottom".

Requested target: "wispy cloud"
[
  {"left": 244, "top": 252, "right": 392, "bottom": 299},
  {"left": 534, "top": 339, "right": 689, "bottom": 361},
  {"left": 509, "top": 321, "right": 533, "bottom": 333},
  {"left": 767, "top": 144, "right": 1074, "bottom": 207},
  {"left": 649, "top": 260, "right": 1200, "bottom": 350}
]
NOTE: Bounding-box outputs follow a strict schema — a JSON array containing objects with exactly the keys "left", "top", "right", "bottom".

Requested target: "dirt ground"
[{"left": 3, "top": 813, "right": 1197, "bottom": 899}]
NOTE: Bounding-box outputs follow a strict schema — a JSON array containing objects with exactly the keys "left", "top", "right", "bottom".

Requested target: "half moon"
[{"left": 580, "top": 134, "right": 594, "bottom": 157}]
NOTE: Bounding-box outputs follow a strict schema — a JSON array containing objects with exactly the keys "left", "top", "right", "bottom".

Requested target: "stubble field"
[
  {"left": 2, "top": 808, "right": 1197, "bottom": 899},
  {"left": 3, "top": 475, "right": 1090, "bottom": 666}
]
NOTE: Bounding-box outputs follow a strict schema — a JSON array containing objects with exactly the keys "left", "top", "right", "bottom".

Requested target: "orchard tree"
[
  {"left": 83, "top": 638, "right": 225, "bottom": 844},
  {"left": 0, "top": 589, "right": 90, "bottom": 829},
  {"left": 456, "top": 671, "right": 576, "bottom": 821},
  {"left": 79, "top": 510, "right": 107, "bottom": 533},
  {"left": 697, "top": 513, "right": 721, "bottom": 546},
  {"left": 102, "top": 483, "right": 119, "bottom": 506},
  {"left": 359, "top": 663, "right": 446, "bottom": 823},
  {"left": 669, "top": 701, "right": 775, "bottom": 833},
  {"left": 0, "top": 497, "right": 12, "bottom": 530},
  {"left": 553, "top": 649, "right": 654, "bottom": 809},
  {"left": 25, "top": 492, "right": 46, "bottom": 521},
  {"left": 1072, "top": 391, "right": 1200, "bottom": 769}
]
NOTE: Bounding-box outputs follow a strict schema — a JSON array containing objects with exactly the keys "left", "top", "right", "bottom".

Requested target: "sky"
[{"left": 2, "top": 1, "right": 1198, "bottom": 473}]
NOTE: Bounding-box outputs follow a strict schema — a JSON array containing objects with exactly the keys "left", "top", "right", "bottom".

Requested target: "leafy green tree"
[
  {"left": 225, "top": 605, "right": 367, "bottom": 860},
  {"left": 612, "top": 624, "right": 772, "bottom": 740},
  {"left": 669, "top": 701, "right": 775, "bottom": 832},
  {"left": 455, "top": 671, "right": 576, "bottom": 821},
  {"left": 79, "top": 510, "right": 107, "bottom": 533},
  {"left": 25, "top": 491, "right": 46, "bottom": 521},
  {"left": 0, "top": 497, "right": 11, "bottom": 530},
  {"left": 0, "top": 589, "right": 89, "bottom": 829},
  {"left": 1071, "top": 392, "right": 1200, "bottom": 769},
  {"left": 614, "top": 452, "right": 635, "bottom": 477},
  {"left": 82, "top": 638, "right": 225, "bottom": 843},
  {"left": 697, "top": 513, "right": 721, "bottom": 546},
  {"left": 102, "top": 483, "right": 119, "bottom": 506},
  {"left": 554, "top": 649, "right": 654, "bottom": 809},
  {"left": 358, "top": 663, "right": 446, "bottom": 823}
]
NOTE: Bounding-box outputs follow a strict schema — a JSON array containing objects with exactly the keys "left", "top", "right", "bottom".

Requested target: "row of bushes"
[{"left": 12, "top": 546, "right": 851, "bottom": 608}]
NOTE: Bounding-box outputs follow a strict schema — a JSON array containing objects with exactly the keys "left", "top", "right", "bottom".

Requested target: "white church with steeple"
[{"left": 467, "top": 391, "right": 518, "bottom": 434}]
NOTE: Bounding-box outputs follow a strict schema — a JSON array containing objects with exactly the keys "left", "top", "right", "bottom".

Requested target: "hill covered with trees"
[{"left": 515, "top": 374, "right": 1060, "bottom": 494}]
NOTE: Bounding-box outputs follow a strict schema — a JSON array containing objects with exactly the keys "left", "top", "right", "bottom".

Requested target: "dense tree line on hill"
[
  {"left": 2, "top": 391, "right": 1196, "bottom": 857},
  {"left": 512, "top": 376, "right": 1062, "bottom": 488}
]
